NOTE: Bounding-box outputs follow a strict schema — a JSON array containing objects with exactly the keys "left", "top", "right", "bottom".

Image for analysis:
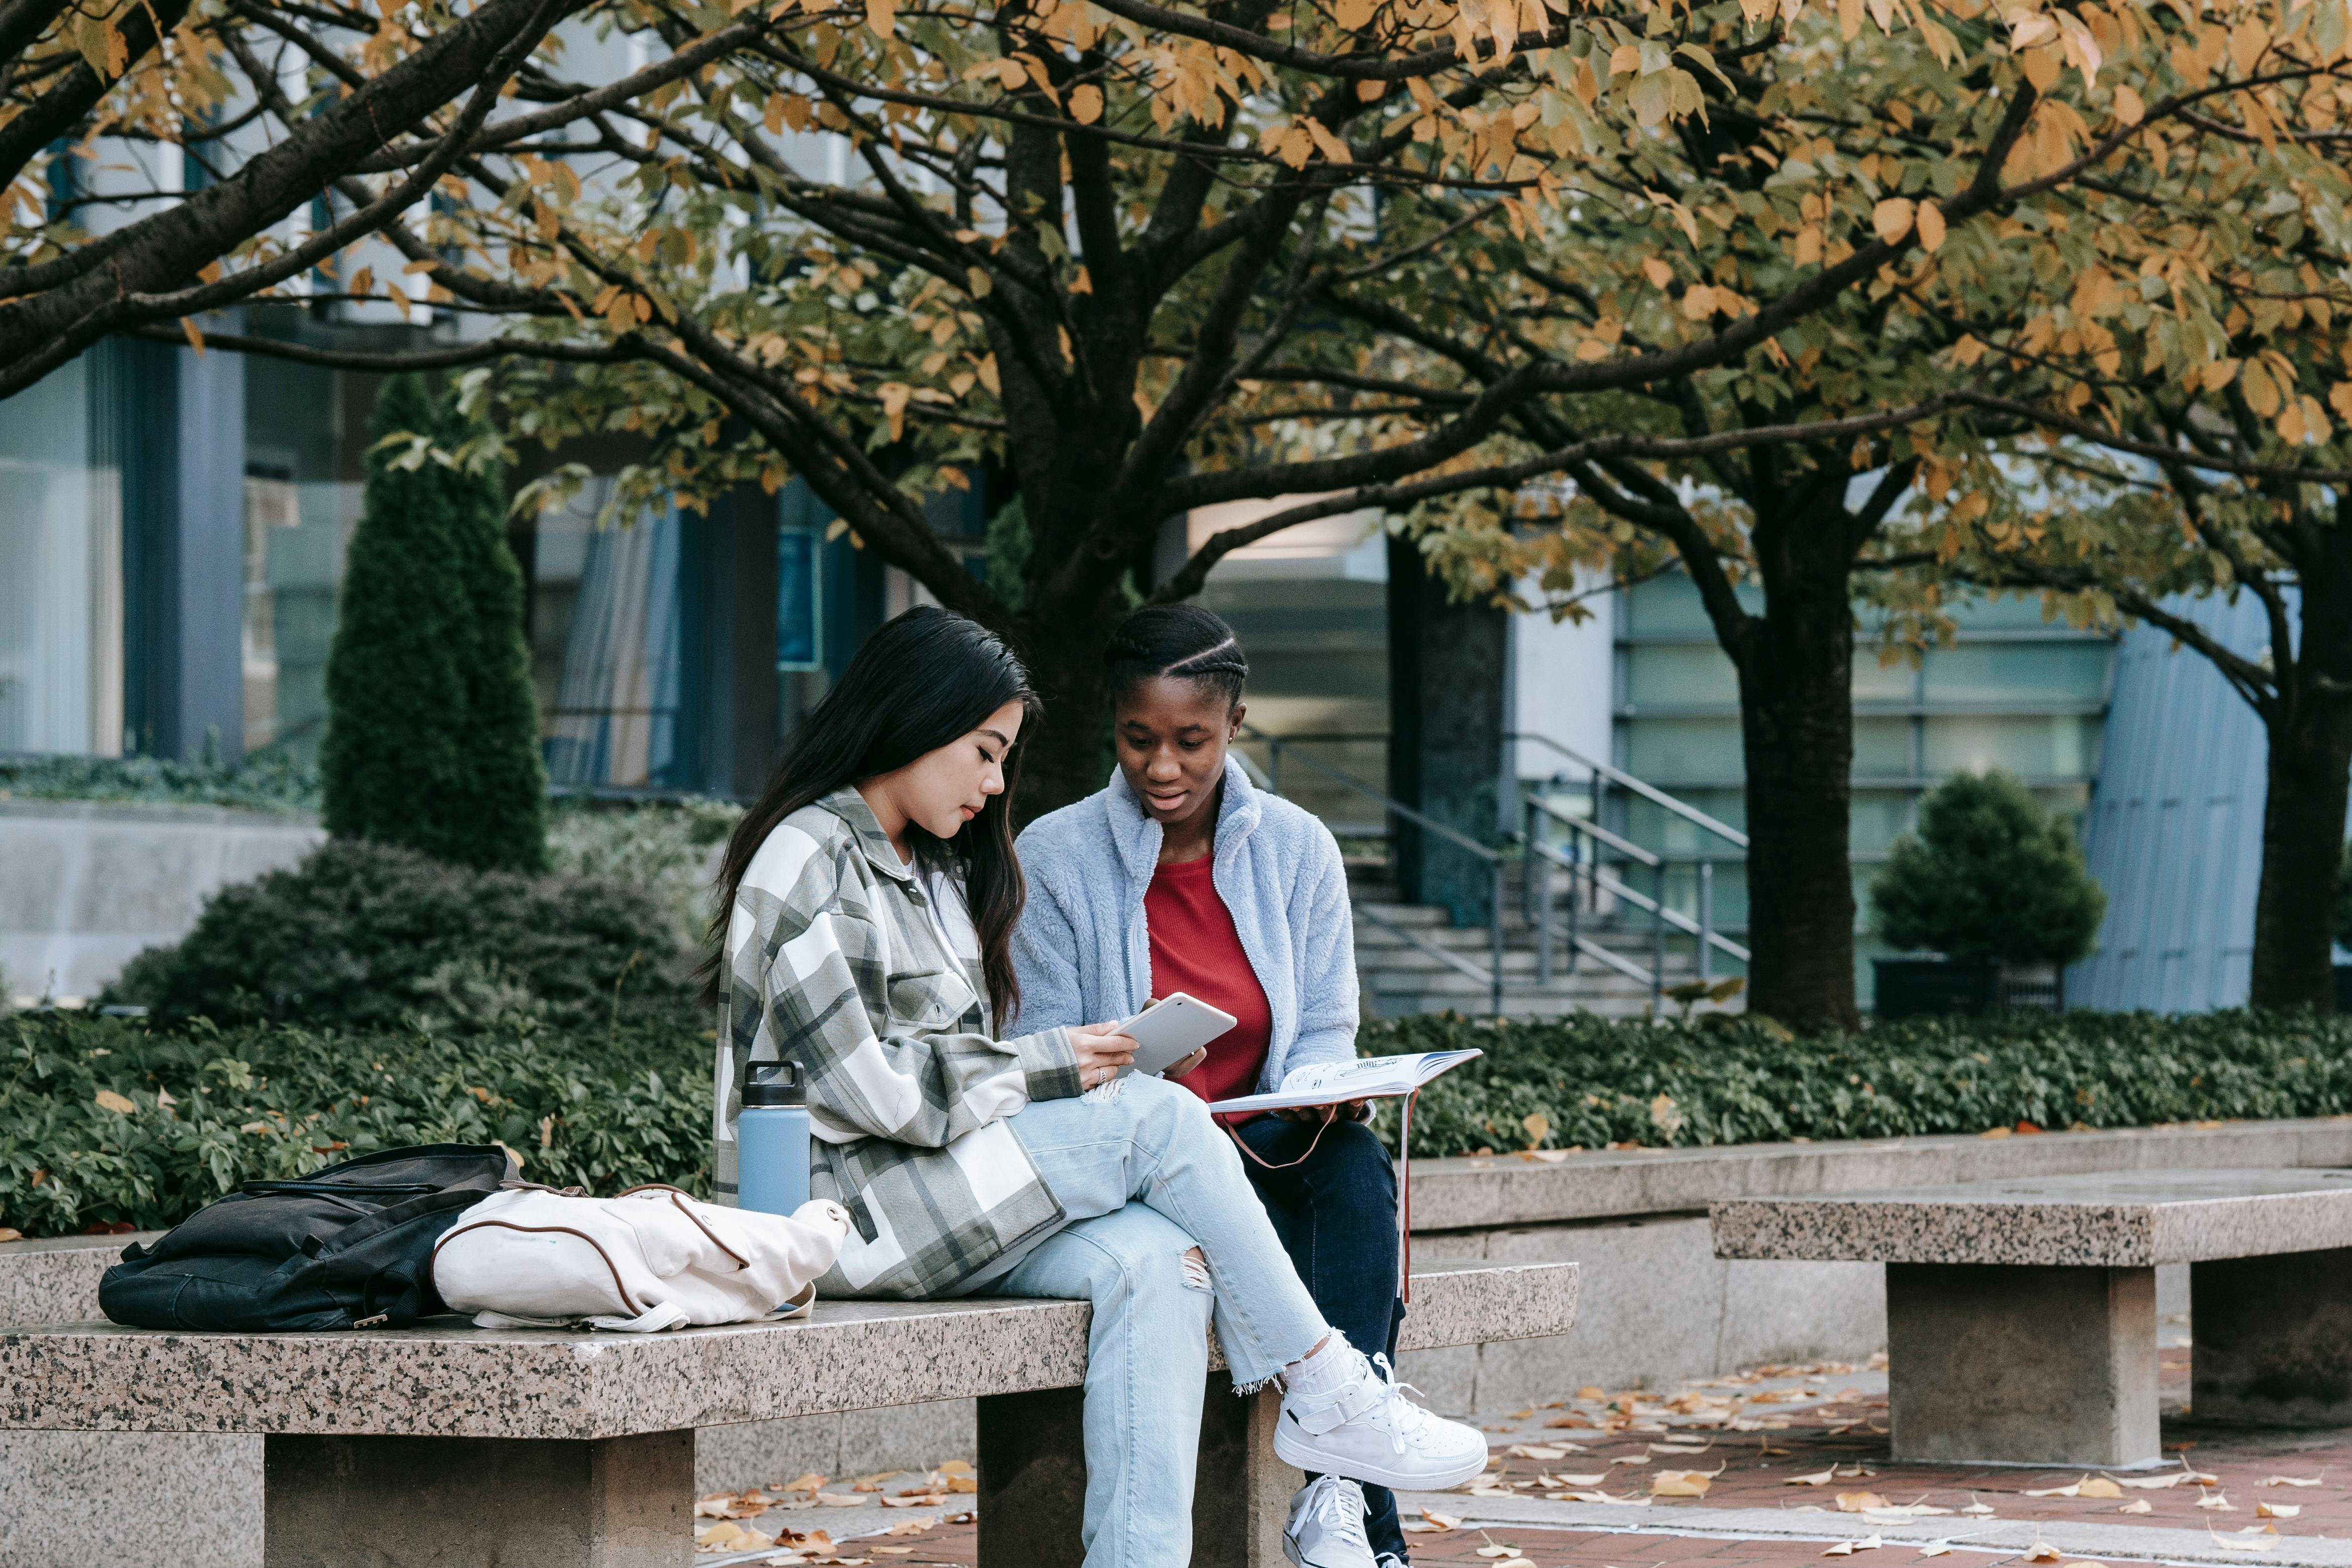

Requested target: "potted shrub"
[{"left": 1868, "top": 770, "right": 2107, "bottom": 1019}]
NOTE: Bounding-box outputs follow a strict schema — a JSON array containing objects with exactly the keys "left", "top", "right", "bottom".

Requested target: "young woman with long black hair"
[
  {"left": 707, "top": 606, "right": 1486, "bottom": 1568},
  {"left": 1011, "top": 604, "right": 1419, "bottom": 1568}
]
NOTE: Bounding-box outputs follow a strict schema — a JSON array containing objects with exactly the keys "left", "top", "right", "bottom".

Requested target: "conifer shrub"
[
  {"left": 1868, "top": 770, "right": 2106, "bottom": 966},
  {"left": 321, "top": 374, "right": 548, "bottom": 872}
]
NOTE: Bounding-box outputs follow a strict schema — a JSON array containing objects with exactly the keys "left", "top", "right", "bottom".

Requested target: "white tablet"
[{"left": 1114, "top": 993, "right": 1238, "bottom": 1077}]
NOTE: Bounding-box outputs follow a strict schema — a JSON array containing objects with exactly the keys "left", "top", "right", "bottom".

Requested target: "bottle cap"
[{"left": 743, "top": 1061, "right": 806, "bottom": 1107}]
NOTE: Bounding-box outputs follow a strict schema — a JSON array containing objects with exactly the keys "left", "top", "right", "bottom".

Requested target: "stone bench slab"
[
  {"left": 0, "top": 1262, "right": 1577, "bottom": 1441},
  {"left": 1710, "top": 1167, "right": 2352, "bottom": 1267}
]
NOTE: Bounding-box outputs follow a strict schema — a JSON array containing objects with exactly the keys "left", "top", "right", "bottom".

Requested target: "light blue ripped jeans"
[{"left": 959, "top": 1074, "right": 1332, "bottom": 1568}]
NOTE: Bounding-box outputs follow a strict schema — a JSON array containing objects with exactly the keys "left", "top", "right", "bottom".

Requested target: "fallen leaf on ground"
[
  {"left": 1403, "top": 1511, "right": 1462, "bottom": 1534},
  {"left": 777, "top": 1473, "right": 829, "bottom": 1494},
  {"left": 1547, "top": 1414, "right": 1596, "bottom": 1429},
  {"left": 2208, "top": 1528, "right": 2277, "bottom": 1553},
  {"left": 879, "top": 1518, "right": 934, "bottom": 1535},
  {"left": 1822, "top": 1536, "right": 1884, "bottom": 1556},
  {"left": 2078, "top": 1478, "right": 2124, "bottom": 1499},
  {"left": 2023, "top": 1542, "right": 2062, "bottom": 1562},
  {"left": 1961, "top": 1501, "right": 1995, "bottom": 1516},
  {"left": 694, "top": 1521, "right": 775, "bottom": 1552},
  {"left": 1549, "top": 1474, "right": 1609, "bottom": 1486},
  {"left": 2258, "top": 1504, "right": 2300, "bottom": 1519},
  {"left": 1862, "top": 1504, "right": 1954, "bottom": 1520},
  {"left": 2198, "top": 1491, "right": 2237, "bottom": 1512},
  {"left": 1836, "top": 1492, "right": 1892, "bottom": 1513},
  {"left": 1613, "top": 1455, "right": 1653, "bottom": 1466},
  {"left": 1506, "top": 1443, "right": 1575, "bottom": 1460},
  {"left": 2025, "top": 1479, "right": 2088, "bottom": 1499},
  {"left": 880, "top": 1493, "right": 946, "bottom": 1508},
  {"left": 2117, "top": 1472, "right": 2198, "bottom": 1490},
  {"left": 2118, "top": 1500, "right": 2152, "bottom": 1515},
  {"left": 814, "top": 1493, "right": 866, "bottom": 1507},
  {"left": 1476, "top": 1546, "right": 1521, "bottom": 1559},
  {"left": 1918, "top": 1547, "right": 1951, "bottom": 1559},
  {"left": 2262, "top": 1476, "right": 2322, "bottom": 1488},
  {"left": 1788, "top": 1468, "right": 1841, "bottom": 1486},
  {"left": 1653, "top": 1470, "right": 1713, "bottom": 1497}
]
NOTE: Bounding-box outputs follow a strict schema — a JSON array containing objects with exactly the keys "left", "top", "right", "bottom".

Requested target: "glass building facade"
[
  {"left": 1604, "top": 572, "right": 2118, "bottom": 1002},
  {"left": 0, "top": 321, "right": 917, "bottom": 794}
]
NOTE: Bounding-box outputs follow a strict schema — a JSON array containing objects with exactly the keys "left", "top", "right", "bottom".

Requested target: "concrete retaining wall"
[
  {"left": 5, "top": 1118, "right": 2332, "bottom": 1568},
  {"left": 0, "top": 800, "right": 321, "bottom": 1001}
]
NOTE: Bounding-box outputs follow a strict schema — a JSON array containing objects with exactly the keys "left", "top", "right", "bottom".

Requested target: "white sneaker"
[
  {"left": 1275, "top": 1347, "right": 1489, "bottom": 1491},
  {"left": 1284, "top": 1475, "right": 1378, "bottom": 1568},
  {"left": 1377, "top": 1556, "right": 1410, "bottom": 1568}
]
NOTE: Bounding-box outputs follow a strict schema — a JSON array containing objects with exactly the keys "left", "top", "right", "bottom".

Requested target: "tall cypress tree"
[{"left": 322, "top": 374, "right": 549, "bottom": 872}]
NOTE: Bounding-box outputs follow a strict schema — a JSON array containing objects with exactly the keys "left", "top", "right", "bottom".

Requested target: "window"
[{"left": 777, "top": 526, "right": 822, "bottom": 671}]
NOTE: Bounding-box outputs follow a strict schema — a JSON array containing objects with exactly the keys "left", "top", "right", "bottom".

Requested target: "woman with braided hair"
[{"left": 1013, "top": 603, "right": 1419, "bottom": 1568}]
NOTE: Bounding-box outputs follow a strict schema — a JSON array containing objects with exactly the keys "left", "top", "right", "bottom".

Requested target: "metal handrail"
[
  {"left": 1239, "top": 725, "right": 1505, "bottom": 1013},
  {"left": 1510, "top": 731, "right": 1749, "bottom": 849},
  {"left": 1527, "top": 793, "right": 1659, "bottom": 868}
]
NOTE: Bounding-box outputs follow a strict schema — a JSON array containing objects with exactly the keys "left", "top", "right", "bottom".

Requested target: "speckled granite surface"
[
  {"left": 1414, "top": 1117, "right": 2352, "bottom": 1231},
  {"left": 0, "top": 1261, "right": 1575, "bottom": 1441},
  {"left": 1711, "top": 1166, "right": 2352, "bottom": 1266}
]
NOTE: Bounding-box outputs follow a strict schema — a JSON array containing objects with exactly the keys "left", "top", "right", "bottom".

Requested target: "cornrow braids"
[{"left": 1104, "top": 603, "right": 1249, "bottom": 710}]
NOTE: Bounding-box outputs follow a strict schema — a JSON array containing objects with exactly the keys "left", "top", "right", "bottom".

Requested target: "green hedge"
[
  {"left": 17, "top": 1004, "right": 2352, "bottom": 1240},
  {"left": 1361, "top": 1010, "right": 2352, "bottom": 1157},
  {"left": 0, "top": 1010, "right": 707, "bottom": 1238}
]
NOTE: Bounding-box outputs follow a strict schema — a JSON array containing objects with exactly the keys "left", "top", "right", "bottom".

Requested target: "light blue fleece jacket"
[{"left": 1010, "top": 756, "right": 1360, "bottom": 1094}]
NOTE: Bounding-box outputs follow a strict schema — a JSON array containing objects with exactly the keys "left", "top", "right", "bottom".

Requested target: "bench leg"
[
  {"left": 262, "top": 1429, "right": 692, "bottom": 1568},
  {"left": 976, "top": 1374, "right": 1302, "bottom": 1567},
  {"left": 1886, "top": 1262, "right": 2157, "bottom": 1467},
  {"left": 2192, "top": 1249, "right": 2352, "bottom": 1425}
]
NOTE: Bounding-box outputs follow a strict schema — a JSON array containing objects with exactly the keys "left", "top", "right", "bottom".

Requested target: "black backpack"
[{"left": 99, "top": 1144, "right": 514, "bottom": 1332}]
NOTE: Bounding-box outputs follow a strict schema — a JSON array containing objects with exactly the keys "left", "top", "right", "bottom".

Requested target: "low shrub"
[
  {"left": 1362, "top": 1009, "right": 2352, "bottom": 1157},
  {"left": 0, "top": 751, "right": 321, "bottom": 815},
  {"left": 1869, "top": 771, "right": 2107, "bottom": 966},
  {"left": 105, "top": 839, "right": 695, "bottom": 1032},
  {"left": 547, "top": 798, "right": 741, "bottom": 951},
  {"left": 0, "top": 1009, "right": 707, "bottom": 1238}
]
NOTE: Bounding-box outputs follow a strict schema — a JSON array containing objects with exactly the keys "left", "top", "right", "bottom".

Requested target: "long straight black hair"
[{"left": 702, "top": 606, "right": 1042, "bottom": 1021}]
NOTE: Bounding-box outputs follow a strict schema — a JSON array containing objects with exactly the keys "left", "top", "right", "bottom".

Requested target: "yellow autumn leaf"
[
  {"left": 976, "top": 353, "right": 1000, "bottom": 394},
  {"left": 1641, "top": 256, "right": 1674, "bottom": 287},
  {"left": 2008, "top": 11, "right": 2058, "bottom": 48},
  {"left": 1683, "top": 285, "right": 1717, "bottom": 319},
  {"left": 2113, "top": 84, "right": 2145, "bottom": 126},
  {"left": 1068, "top": 84, "right": 1103, "bottom": 124},
  {"left": 2242, "top": 360, "right": 2282, "bottom": 417},
  {"left": 1916, "top": 201, "right": 1947, "bottom": 251},
  {"left": 2328, "top": 383, "right": 2352, "bottom": 423},
  {"left": 879, "top": 383, "right": 911, "bottom": 441},
  {"left": 1872, "top": 197, "right": 1916, "bottom": 244},
  {"left": 864, "top": 0, "right": 895, "bottom": 38},
  {"left": 94, "top": 1090, "right": 137, "bottom": 1114}
]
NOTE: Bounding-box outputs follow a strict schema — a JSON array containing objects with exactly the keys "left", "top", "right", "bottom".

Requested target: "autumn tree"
[
  {"left": 1912, "top": 271, "right": 2352, "bottom": 1010},
  {"left": 1368, "top": 0, "right": 2351, "bottom": 1028},
  {"left": 0, "top": 0, "right": 817, "bottom": 396},
  {"left": 176, "top": 0, "right": 2349, "bottom": 1030}
]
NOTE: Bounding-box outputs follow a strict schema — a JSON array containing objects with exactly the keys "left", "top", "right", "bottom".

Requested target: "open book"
[{"left": 1207, "top": 1049, "right": 1481, "bottom": 1116}]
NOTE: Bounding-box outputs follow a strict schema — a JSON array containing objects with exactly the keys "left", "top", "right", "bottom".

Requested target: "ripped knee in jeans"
[{"left": 1180, "top": 1246, "right": 1212, "bottom": 1292}]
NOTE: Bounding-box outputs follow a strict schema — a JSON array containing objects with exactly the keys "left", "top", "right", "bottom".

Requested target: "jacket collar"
[
  {"left": 1104, "top": 754, "right": 1261, "bottom": 882},
  {"left": 819, "top": 788, "right": 916, "bottom": 882}
]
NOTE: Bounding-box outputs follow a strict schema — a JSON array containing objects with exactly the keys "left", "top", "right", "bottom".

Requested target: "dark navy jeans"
[{"left": 1234, "top": 1113, "right": 1410, "bottom": 1562}]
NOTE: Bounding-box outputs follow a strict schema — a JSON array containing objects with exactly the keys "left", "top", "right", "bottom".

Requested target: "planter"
[{"left": 1872, "top": 957, "right": 2064, "bottom": 1019}]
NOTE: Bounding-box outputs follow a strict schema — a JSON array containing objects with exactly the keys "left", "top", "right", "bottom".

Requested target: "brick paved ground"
[{"left": 698, "top": 1324, "right": 2352, "bottom": 1566}]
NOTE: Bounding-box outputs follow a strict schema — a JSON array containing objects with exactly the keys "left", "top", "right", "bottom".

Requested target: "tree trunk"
[
  {"left": 2248, "top": 525, "right": 2352, "bottom": 1012},
  {"left": 1734, "top": 530, "right": 1863, "bottom": 1034},
  {"left": 1007, "top": 606, "right": 1121, "bottom": 826}
]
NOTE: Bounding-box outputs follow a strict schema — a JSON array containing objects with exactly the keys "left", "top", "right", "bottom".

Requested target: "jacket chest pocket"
[{"left": 885, "top": 968, "right": 979, "bottom": 1032}]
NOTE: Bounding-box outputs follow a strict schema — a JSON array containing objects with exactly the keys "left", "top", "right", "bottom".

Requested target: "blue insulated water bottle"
[{"left": 737, "top": 1061, "right": 811, "bottom": 1217}]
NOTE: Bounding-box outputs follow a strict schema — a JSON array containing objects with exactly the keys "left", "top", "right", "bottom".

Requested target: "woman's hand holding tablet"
[{"left": 1111, "top": 993, "right": 1237, "bottom": 1078}]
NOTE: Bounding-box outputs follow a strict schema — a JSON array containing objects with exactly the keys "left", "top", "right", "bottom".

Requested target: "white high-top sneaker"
[
  {"left": 1283, "top": 1475, "right": 1378, "bottom": 1568},
  {"left": 1275, "top": 1344, "right": 1489, "bottom": 1491}
]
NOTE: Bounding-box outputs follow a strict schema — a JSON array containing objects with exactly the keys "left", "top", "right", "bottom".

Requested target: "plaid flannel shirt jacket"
[{"left": 712, "top": 789, "right": 1082, "bottom": 1298}]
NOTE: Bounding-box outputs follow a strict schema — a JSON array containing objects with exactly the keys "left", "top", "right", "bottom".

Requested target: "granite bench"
[
  {"left": 1710, "top": 1167, "right": 2352, "bottom": 1467},
  {"left": 0, "top": 1260, "right": 1576, "bottom": 1568}
]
